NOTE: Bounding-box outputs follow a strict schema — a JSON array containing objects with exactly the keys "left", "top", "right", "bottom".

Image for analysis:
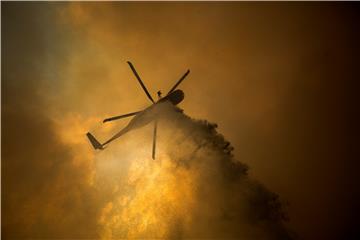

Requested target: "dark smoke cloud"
[
  {"left": 155, "top": 103, "right": 293, "bottom": 239},
  {"left": 92, "top": 103, "right": 293, "bottom": 239},
  {"left": 2, "top": 2, "right": 357, "bottom": 239},
  {"left": 2, "top": 4, "right": 292, "bottom": 239},
  {"left": 2, "top": 3, "right": 101, "bottom": 238}
]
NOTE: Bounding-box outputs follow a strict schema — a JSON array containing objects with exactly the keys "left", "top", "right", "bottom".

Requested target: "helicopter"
[{"left": 86, "top": 61, "right": 190, "bottom": 159}]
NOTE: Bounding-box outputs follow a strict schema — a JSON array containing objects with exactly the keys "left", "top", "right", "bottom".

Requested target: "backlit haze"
[{"left": 2, "top": 2, "right": 357, "bottom": 239}]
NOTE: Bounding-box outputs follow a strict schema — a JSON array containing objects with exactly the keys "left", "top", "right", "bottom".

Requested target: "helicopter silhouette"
[{"left": 87, "top": 61, "right": 190, "bottom": 159}]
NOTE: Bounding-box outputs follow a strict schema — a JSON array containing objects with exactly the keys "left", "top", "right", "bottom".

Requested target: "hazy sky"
[{"left": 2, "top": 2, "right": 358, "bottom": 239}]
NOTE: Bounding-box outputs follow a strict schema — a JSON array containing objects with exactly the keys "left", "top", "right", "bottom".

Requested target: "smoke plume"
[
  {"left": 4, "top": 2, "right": 355, "bottom": 239},
  {"left": 93, "top": 102, "right": 293, "bottom": 239}
]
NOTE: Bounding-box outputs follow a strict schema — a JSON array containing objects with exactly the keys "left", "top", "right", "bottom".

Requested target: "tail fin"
[{"left": 86, "top": 132, "right": 104, "bottom": 150}]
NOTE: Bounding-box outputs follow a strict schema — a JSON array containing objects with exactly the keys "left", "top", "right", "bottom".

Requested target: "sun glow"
[{"left": 97, "top": 153, "right": 196, "bottom": 239}]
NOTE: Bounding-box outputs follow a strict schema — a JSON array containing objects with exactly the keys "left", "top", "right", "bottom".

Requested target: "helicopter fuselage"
[
  {"left": 86, "top": 61, "right": 190, "bottom": 159},
  {"left": 120, "top": 89, "right": 184, "bottom": 135}
]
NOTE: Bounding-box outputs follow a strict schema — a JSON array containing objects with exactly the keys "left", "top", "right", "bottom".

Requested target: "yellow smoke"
[
  {"left": 97, "top": 152, "right": 196, "bottom": 239},
  {"left": 51, "top": 108, "right": 198, "bottom": 238}
]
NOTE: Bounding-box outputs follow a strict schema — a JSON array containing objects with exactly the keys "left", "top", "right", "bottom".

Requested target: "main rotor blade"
[
  {"left": 127, "top": 61, "right": 155, "bottom": 103},
  {"left": 103, "top": 111, "right": 142, "bottom": 123},
  {"left": 167, "top": 69, "right": 190, "bottom": 95},
  {"left": 152, "top": 119, "right": 158, "bottom": 160}
]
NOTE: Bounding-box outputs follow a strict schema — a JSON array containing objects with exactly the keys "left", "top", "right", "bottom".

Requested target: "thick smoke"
[
  {"left": 5, "top": 3, "right": 355, "bottom": 239},
  {"left": 94, "top": 102, "right": 293, "bottom": 239},
  {"left": 2, "top": 6, "right": 292, "bottom": 234},
  {"left": 2, "top": 3, "right": 101, "bottom": 238}
]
